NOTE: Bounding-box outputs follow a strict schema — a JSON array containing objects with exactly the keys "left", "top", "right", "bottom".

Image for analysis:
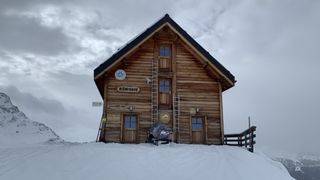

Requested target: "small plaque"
[
  {"left": 190, "top": 108, "right": 196, "bottom": 114},
  {"left": 159, "top": 112, "right": 170, "bottom": 123},
  {"left": 115, "top": 69, "right": 126, "bottom": 80},
  {"left": 117, "top": 86, "right": 140, "bottom": 93},
  {"left": 92, "top": 102, "right": 103, "bottom": 107}
]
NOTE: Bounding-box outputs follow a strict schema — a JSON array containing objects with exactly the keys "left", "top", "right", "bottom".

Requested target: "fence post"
[{"left": 250, "top": 127, "right": 254, "bottom": 152}]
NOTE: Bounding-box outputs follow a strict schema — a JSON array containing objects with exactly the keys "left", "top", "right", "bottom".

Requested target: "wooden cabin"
[{"left": 94, "top": 14, "right": 236, "bottom": 145}]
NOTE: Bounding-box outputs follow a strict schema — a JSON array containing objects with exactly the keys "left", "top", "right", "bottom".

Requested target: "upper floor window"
[
  {"left": 159, "top": 45, "right": 171, "bottom": 57},
  {"left": 159, "top": 79, "right": 170, "bottom": 92}
]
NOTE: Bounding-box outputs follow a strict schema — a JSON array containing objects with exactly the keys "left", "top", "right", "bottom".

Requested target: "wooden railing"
[{"left": 224, "top": 126, "right": 257, "bottom": 152}]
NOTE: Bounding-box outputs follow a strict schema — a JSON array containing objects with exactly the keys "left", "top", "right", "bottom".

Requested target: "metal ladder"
[
  {"left": 151, "top": 56, "right": 159, "bottom": 124},
  {"left": 173, "top": 95, "right": 181, "bottom": 143}
]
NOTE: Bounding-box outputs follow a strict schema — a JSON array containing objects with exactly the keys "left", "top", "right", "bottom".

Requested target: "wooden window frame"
[
  {"left": 123, "top": 114, "right": 137, "bottom": 130},
  {"left": 159, "top": 44, "right": 171, "bottom": 57},
  {"left": 158, "top": 78, "right": 172, "bottom": 109},
  {"left": 159, "top": 79, "right": 171, "bottom": 92},
  {"left": 191, "top": 116, "right": 204, "bottom": 131},
  {"left": 159, "top": 44, "right": 172, "bottom": 72}
]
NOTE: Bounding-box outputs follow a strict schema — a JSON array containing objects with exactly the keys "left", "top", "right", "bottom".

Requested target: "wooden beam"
[
  {"left": 100, "top": 78, "right": 108, "bottom": 141},
  {"left": 218, "top": 82, "right": 224, "bottom": 145}
]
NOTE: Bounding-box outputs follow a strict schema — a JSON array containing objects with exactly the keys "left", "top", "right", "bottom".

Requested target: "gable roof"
[{"left": 94, "top": 14, "right": 236, "bottom": 95}]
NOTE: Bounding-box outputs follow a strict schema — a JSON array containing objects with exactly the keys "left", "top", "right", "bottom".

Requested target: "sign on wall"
[
  {"left": 159, "top": 112, "right": 171, "bottom": 123},
  {"left": 117, "top": 86, "right": 140, "bottom": 93},
  {"left": 92, "top": 101, "right": 103, "bottom": 107},
  {"left": 115, "top": 69, "right": 126, "bottom": 80}
]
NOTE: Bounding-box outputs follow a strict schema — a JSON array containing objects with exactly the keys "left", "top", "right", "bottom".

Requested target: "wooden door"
[
  {"left": 191, "top": 116, "right": 205, "bottom": 144},
  {"left": 122, "top": 114, "right": 137, "bottom": 143},
  {"left": 159, "top": 79, "right": 171, "bottom": 108}
]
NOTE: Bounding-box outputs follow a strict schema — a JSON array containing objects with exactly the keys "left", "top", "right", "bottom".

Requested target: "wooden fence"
[{"left": 224, "top": 126, "right": 257, "bottom": 152}]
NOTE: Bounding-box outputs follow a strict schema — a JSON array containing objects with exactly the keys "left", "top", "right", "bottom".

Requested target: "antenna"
[{"left": 248, "top": 116, "right": 251, "bottom": 128}]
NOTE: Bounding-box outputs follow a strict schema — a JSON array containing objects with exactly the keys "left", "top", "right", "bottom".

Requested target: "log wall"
[
  {"left": 176, "top": 43, "right": 222, "bottom": 144},
  {"left": 101, "top": 27, "right": 223, "bottom": 144}
]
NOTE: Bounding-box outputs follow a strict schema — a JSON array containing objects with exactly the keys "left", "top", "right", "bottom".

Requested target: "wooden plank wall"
[
  {"left": 176, "top": 42, "right": 222, "bottom": 144},
  {"left": 103, "top": 39, "right": 154, "bottom": 143},
  {"left": 101, "top": 26, "right": 223, "bottom": 144}
]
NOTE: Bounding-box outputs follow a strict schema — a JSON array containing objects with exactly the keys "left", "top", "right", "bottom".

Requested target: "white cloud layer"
[{"left": 0, "top": 0, "right": 319, "bottom": 154}]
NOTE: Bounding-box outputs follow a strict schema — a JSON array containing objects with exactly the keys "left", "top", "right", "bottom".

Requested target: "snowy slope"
[
  {"left": 0, "top": 92, "right": 60, "bottom": 146},
  {"left": 267, "top": 152, "right": 320, "bottom": 180},
  {"left": 0, "top": 92, "right": 294, "bottom": 180},
  {"left": 0, "top": 143, "right": 294, "bottom": 180}
]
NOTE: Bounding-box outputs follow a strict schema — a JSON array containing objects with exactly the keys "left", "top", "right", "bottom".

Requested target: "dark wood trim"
[
  {"left": 100, "top": 78, "right": 108, "bottom": 141},
  {"left": 158, "top": 78, "right": 172, "bottom": 109},
  {"left": 219, "top": 82, "right": 224, "bottom": 144}
]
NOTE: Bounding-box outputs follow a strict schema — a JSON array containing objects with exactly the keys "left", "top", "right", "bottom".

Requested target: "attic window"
[{"left": 159, "top": 45, "right": 171, "bottom": 57}]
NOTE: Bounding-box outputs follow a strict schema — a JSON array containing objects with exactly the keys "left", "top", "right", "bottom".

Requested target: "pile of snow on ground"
[
  {"left": 0, "top": 143, "right": 294, "bottom": 180},
  {"left": 0, "top": 92, "right": 294, "bottom": 180},
  {"left": 0, "top": 92, "right": 60, "bottom": 146}
]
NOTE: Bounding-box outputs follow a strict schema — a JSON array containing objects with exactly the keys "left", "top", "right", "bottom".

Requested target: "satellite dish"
[{"left": 115, "top": 69, "right": 126, "bottom": 80}]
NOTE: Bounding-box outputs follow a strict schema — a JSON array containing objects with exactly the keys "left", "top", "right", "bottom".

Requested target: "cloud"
[
  {"left": 0, "top": 0, "right": 319, "bottom": 154},
  {"left": 0, "top": 85, "right": 66, "bottom": 115},
  {"left": 0, "top": 12, "right": 71, "bottom": 55}
]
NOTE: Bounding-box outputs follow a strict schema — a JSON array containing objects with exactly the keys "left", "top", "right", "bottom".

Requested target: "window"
[
  {"left": 124, "top": 115, "right": 136, "bottom": 129},
  {"left": 159, "top": 46, "right": 171, "bottom": 57},
  {"left": 159, "top": 80, "right": 170, "bottom": 92},
  {"left": 191, "top": 116, "right": 203, "bottom": 129}
]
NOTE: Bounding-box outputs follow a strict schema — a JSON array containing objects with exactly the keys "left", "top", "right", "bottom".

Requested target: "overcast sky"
[{"left": 0, "top": 0, "right": 319, "bottom": 155}]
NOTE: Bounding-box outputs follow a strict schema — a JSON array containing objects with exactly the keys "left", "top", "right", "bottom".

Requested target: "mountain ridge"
[{"left": 0, "top": 92, "right": 61, "bottom": 146}]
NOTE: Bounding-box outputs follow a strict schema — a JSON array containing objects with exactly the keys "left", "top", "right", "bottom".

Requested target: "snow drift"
[
  {"left": 0, "top": 143, "right": 294, "bottom": 180},
  {"left": 0, "top": 92, "right": 294, "bottom": 180},
  {"left": 0, "top": 92, "right": 60, "bottom": 146}
]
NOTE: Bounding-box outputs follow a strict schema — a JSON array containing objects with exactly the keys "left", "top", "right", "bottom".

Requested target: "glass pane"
[
  {"left": 124, "top": 118, "right": 130, "bottom": 128},
  {"left": 131, "top": 117, "right": 136, "bottom": 128},
  {"left": 160, "top": 47, "right": 165, "bottom": 56},
  {"left": 197, "top": 124, "right": 202, "bottom": 129},
  {"left": 192, "top": 123, "right": 197, "bottom": 129},
  {"left": 160, "top": 46, "right": 171, "bottom": 56},
  {"left": 192, "top": 118, "right": 197, "bottom": 124},
  {"left": 197, "top": 118, "right": 202, "bottom": 124},
  {"left": 131, "top": 123, "right": 136, "bottom": 129},
  {"left": 165, "top": 47, "right": 170, "bottom": 56},
  {"left": 160, "top": 80, "right": 164, "bottom": 87}
]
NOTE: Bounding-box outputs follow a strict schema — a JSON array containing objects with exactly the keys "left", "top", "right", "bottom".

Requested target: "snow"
[
  {"left": 0, "top": 92, "right": 295, "bottom": 180},
  {"left": 0, "top": 92, "right": 61, "bottom": 146},
  {"left": 0, "top": 143, "right": 295, "bottom": 180}
]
